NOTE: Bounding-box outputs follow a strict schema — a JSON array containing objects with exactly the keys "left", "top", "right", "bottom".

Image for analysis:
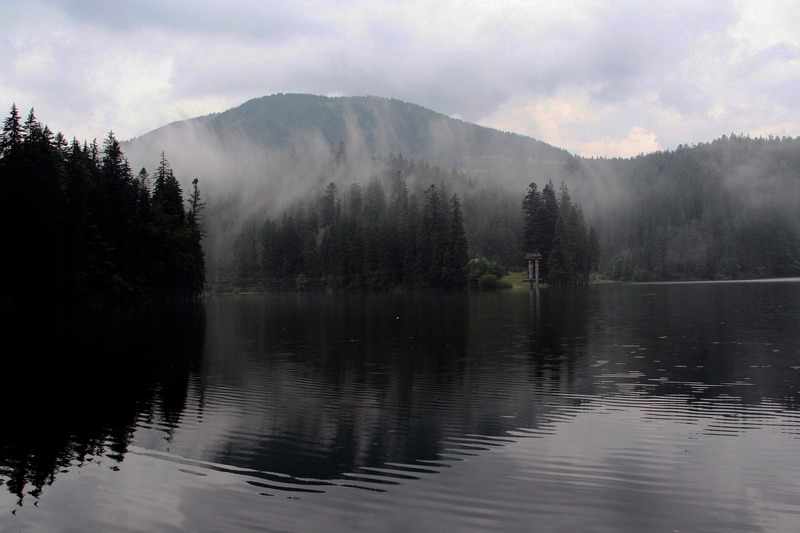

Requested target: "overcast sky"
[{"left": 2, "top": 0, "right": 800, "bottom": 157}]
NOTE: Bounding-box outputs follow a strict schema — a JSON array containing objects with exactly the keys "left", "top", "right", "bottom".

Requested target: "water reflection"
[
  {"left": 0, "top": 303, "right": 205, "bottom": 506},
  {"left": 2, "top": 281, "right": 799, "bottom": 531},
  {"left": 583, "top": 281, "right": 800, "bottom": 408}
]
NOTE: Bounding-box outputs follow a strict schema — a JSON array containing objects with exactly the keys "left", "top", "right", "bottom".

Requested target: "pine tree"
[
  {"left": 321, "top": 182, "right": 339, "bottom": 228},
  {"left": 19, "top": 108, "right": 67, "bottom": 298},
  {"left": 1, "top": 103, "right": 22, "bottom": 157},
  {"left": 523, "top": 180, "right": 598, "bottom": 286},
  {"left": 522, "top": 182, "right": 543, "bottom": 254},
  {"left": 442, "top": 194, "right": 469, "bottom": 287},
  {"left": 588, "top": 226, "right": 600, "bottom": 273},
  {"left": 22, "top": 108, "right": 42, "bottom": 144},
  {"left": 540, "top": 181, "right": 559, "bottom": 278},
  {"left": 0, "top": 108, "right": 207, "bottom": 302},
  {"left": 62, "top": 138, "right": 98, "bottom": 297},
  {"left": 547, "top": 216, "right": 569, "bottom": 286},
  {"left": 96, "top": 132, "right": 137, "bottom": 273},
  {"left": 153, "top": 152, "right": 184, "bottom": 221},
  {"left": 418, "top": 184, "right": 446, "bottom": 286}
]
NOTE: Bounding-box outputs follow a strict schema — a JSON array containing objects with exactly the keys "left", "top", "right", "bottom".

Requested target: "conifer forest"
[
  {"left": 0, "top": 105, "right": 206, "bottom": 304},
  {"left": 3, "top": 96, "right": 800, "bottom": 302}
]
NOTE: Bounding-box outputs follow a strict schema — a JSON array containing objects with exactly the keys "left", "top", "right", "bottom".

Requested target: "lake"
[{"left": 2, "top": 280, "right": 800, "bottom": 532}]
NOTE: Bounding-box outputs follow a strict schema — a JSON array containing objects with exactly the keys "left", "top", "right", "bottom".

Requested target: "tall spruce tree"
[
  {"left": 0, "top": 108, "right": 205, "bottom": 302},
  {"left": 442, "top": 194, "right": 469, "bottom": 287},
  {"left": 0, "top": 103, "right": 22, "bottom": 156},
  {"left": 153, "top": 152, "right": 184, "bottom": 221},
  {"left": 522, "top": 182, "right": 543, "bottom": 255},
  {"left": 524, "top": 180, "right": 598, "bottom": 286}
]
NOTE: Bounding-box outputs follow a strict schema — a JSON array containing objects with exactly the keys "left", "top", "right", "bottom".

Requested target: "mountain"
[
  {"left": 122, "top": 94, "right": 800, "bottom": 283},
  {"left": 123, "top": 93, "right": 571, "bottom": 191},
  {"left": 122, "top": 94, "right": 579, "bottom": 282}
]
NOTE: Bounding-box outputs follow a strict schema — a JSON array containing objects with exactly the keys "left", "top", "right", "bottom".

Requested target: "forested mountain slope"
[
  {"left": 125, "top": 93, "right": 570, "bottom": 189},
  {"left": 122, "top": 94, "right": 800, "bottom": 284},
  {"left": 576, "top": 136, "right": 800, "bottom": 280}
]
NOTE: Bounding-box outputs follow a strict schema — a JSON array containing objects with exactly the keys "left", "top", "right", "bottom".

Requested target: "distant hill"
[
  {"left": 123, "top": 93, "right": 571, "bottom": 190},
  {"left": 122, "top": 94, "right": 800, "bottom": 282}
]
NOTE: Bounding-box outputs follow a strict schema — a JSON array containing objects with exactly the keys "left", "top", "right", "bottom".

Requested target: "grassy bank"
[{"left": 500, "top": 271, "right": 617, "bottom": 288}]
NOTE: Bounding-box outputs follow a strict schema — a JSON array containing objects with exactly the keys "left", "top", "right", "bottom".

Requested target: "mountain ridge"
[
  {"left": 121, "top": 92, "right": 800, "bottom": 282},
  {"left": 123, "top": 93, "right": 571, "bottom": 189}
]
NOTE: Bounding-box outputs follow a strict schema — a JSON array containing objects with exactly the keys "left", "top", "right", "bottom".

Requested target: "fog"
[
  {"left": 121, "top": 96, "right": 541, "bottom": 270},
  {"left": 122, "top": 95, "right": 800, "bottom": 281}
]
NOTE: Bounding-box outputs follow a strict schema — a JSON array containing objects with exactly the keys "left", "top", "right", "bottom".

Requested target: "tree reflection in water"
[
  {"left": 2, "top": 282, "right": 799, "bottom": 521},
  {"left": 0, "top": 302, "right": 205, "bottom": 506}
]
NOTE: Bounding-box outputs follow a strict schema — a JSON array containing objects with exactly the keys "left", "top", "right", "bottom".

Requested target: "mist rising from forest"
[
  {"left": 125, "top": 119, "right": 371, "bottom": 222},
  {"left": 122, "top": 94, "right": 800, "bottom": 282},
  {"left": 126, "top": 98, "right": 441, "bottom": 228},
  {"left": 121, "top": 94, "right": 653, "bottom": 229},
  {"left": 122, "top": 96, "right": 527, "bottom": 273},
  {"left": 123, "top": 95, "right": 570, "bottom": 208}
]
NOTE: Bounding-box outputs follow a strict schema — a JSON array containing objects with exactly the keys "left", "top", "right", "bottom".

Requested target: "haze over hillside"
[
  {"left": 122, "top": 93, "right": 800, "bottom": 283},
  {"left": 122, "top": 94, "right": 580, "bottom": 283},
  {"left": 123, "top": 93, "right": 571, "bottom": 196}
]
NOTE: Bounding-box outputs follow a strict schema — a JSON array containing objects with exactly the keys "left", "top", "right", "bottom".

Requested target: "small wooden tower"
[{"left": 524, "top": 251, "right": 543, "bottom": 289}]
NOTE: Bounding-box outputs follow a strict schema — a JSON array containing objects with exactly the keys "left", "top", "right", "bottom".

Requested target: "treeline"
[
  {"left": 122, "top": 93, "right": 800, "bottom": 284},
  {"left": 215, "top": 156, "right": 604, "bottom": 291},
  {"left": 522, "top": 180, "right": 599, "bottom": 285},
  {"left": 0, "top": 104, "right": 206, "bottom": 304},
  {"left": 208, "top": 148, "right": 605, "bottom": 291},
  {"left": 225, "top": 166, "right": 470, "bottom": 290},
  {"left": 584, "top": 135, "right": 800, "bottom": 280}
]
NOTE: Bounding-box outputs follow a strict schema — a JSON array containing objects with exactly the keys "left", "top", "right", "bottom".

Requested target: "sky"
[{"left": 2, "top": 0, "right": 800, "bottom": 158}]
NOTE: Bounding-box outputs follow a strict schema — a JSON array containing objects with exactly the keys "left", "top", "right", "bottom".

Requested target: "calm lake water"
[{"left": 2, "top": 280, "right": 800, "bottom": 532}]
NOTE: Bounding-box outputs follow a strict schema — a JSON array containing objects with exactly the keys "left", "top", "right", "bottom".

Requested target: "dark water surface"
[{"left": 2, "top": 280, "right": 800, "bottom": 532}]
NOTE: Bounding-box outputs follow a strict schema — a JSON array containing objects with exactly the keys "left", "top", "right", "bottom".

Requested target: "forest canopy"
[
  {"left": 4, "top": 94, "right": 800, "bottom": 300},
  {"left": 222, "top": 154, "right": 473, "bottom": 291},
  {"left": 582, "top": 136, "right": 800, "bottom": 281},
  {"left": 124, "top": 95, "right": 800, "bottom": 287},
  {"left": 0, "top": 104, "right": 206, "bottom": 305}
]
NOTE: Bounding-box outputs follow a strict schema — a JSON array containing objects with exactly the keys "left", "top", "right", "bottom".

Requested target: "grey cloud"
[
  {"left": 740, "top": 43, "right": 800, "bottom": 108},
  {"left": 38, "top": 0, "right": 737, "bottom": 124},
  {"left": 3, "top": 0, "right": 797, "bottom": 157},
  {"left": 658, "top": 83, "right": 712, "bottom": 117},
  {"left": 40, "top": 0, "right": 326, "bottom": 42},
  {"left": 554, "top": 3, "right": 734, "bottom": 101},
  {"left": 412, "top": 1, "right": 740, "bottom": 118}
]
